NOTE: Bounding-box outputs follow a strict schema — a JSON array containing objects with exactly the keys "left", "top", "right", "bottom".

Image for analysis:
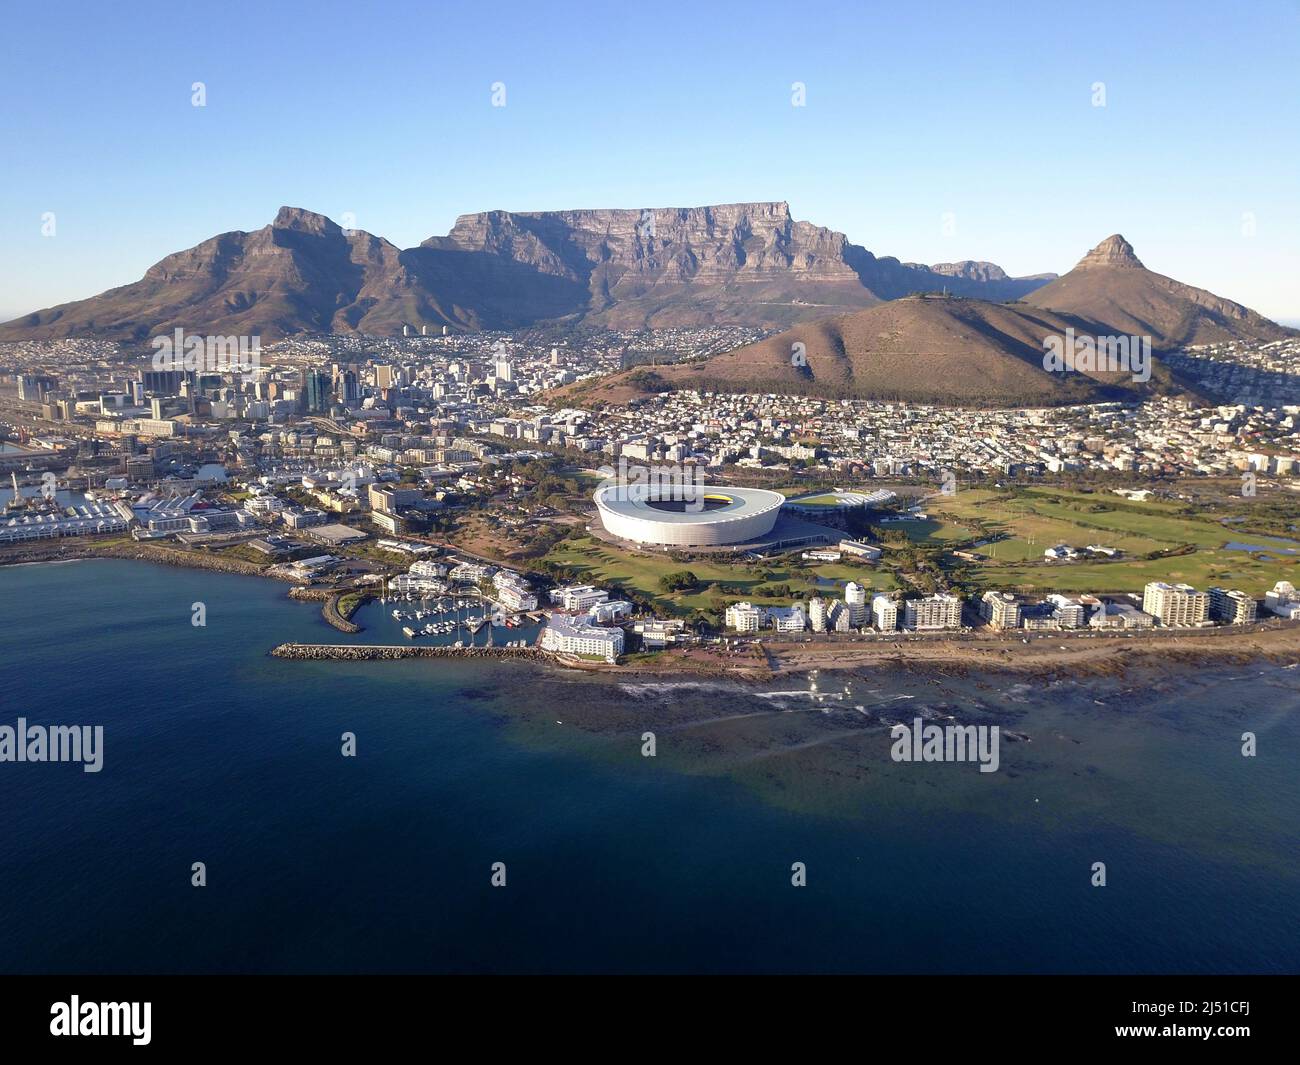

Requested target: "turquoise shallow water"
[{"left": 0, "top": 558, "right": 1297, "bottom": 973}]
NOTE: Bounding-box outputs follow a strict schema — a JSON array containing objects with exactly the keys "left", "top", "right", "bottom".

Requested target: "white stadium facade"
[{"left": 593, "top": 483, "right": 786, "bottom": 547}]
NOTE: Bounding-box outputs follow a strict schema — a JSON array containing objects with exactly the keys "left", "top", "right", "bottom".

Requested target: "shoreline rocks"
[{"left": 0, "top": 540, "right": 293, "bottom": 580}]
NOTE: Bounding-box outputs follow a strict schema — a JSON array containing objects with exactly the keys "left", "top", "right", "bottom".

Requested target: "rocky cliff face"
[
  {"left": 428, "top": 201, "right": 862, "bottom": 283},
  {"left": 926, "top": 261, "right": 1010, "bottom": 282},
  {"left": 1073, "top": 234, "right": 1144, "bottom": 269},
  {"left": 417, "top": 202, "right": 871, "bottom": 327},
  {"left": 422, "top": 201, "right": 1054, "bottom": 327}
]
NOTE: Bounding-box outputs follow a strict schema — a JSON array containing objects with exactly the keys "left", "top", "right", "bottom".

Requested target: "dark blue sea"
[{"left": 1, "top": 559, "right": 1297, "bottom": 973}]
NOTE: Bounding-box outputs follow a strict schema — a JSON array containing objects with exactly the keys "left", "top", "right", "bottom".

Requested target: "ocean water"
[{"left": 0, "top": 559, "right": 1297, "bottom": 974}]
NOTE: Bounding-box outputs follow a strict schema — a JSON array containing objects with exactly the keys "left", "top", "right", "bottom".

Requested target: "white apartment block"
[
  {"left": 1208, "top": 587, "right": 1257, "bottom": 625},
  {"left": 1142, "top": 582, "right": 1210, "bottom": 627},
  {"left": 1046, "top": 594, "right": 1088, "bottom": 628},
  {"left": 588, "top": 599, "right": 633, "bottom": 624},
  {"left": 1265, "top": 581, "right": 1300, "bottom": 619},
  {"left": 493, "top": 569, "right": 538, "bottom": 611},
  {"left": 245, "top": 494, "right": 286, "bottom": 515},
  {"left": 497, "top": 583, "right": 539, "bottom": 611},
  {"left": 541, "top": 615, "right": 624, "bottom": 663},
  {"left": 550, "top": 584, "right": 610, "bottom": 612},
  {"left": 725, "top": 602, "right": 764, "bottom": 633},
  {"left": 409, "top": 559, "right": 448, "bottom": 580},
  {"left": 450, "top": 561, "right": 495, "bottom": 584},
  {"left": 1090, "top": 602, "right": 1155, "bottom": 629},
  {"left": 872, "top": 594, "right": 899, "bottom": 631},
  {"left": 768, "top": 605, "right": 807, "bottom": 633},
  {"left": 904, "top": 593, "right": 962, "bottom": 631},
  {"left": 844, "top": 582, "right": 868, "bottom": 626},
  {"left": 979, "top": 591, "right": 1021, "bottom": 630}
]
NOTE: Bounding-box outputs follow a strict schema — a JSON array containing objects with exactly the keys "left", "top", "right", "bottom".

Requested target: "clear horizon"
[{"left": 1, "top": 0, "right": 1297, "bottom": 322}]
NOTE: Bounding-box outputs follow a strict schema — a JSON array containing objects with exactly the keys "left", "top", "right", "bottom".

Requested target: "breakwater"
[
  {"left": 270, "top": 643, "right": 548, "bottom": 662},
  {"left": 286, "top": 588, "right": 372, "bottom": 633},
  {"left": 326, "top": 592, "right": 369, "bottom": 633}
]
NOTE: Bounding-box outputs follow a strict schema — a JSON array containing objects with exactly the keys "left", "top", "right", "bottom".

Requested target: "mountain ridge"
[{"left": 0, "top": 202, "right": 1058, "bottom": 341}]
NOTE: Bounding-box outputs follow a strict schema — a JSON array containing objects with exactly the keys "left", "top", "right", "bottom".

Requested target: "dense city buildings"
[{"left": 1, "top": 326, "right": 1296, "bottom": 665}]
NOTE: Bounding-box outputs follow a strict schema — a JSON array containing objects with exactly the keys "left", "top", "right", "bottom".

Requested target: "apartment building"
[
  {"left": 1045, "top": 593, "right": 1089, "bottom": 628},
  {"left": 368, "top": 484, "right": 422, "bottom": 514},
  {"left": 904, "top": 593, "right": 963, "bottom": 631},
  {"left": 872, "top": 594, "right": 899, "bottom": 631},
  {"left": 979, "top": 591, "right": 1021, "bottom": 630},
  {"left": 725, "top": 602, "right": 764, "bottom": 633},
  {"left": 1142, "top": 581, "right": 1210, "bottom": 627},
  {"left": 633, "top": 618, "right": 688, "bottom": 649},
  {"left": 497, "top": 583, "right": 539, "bottom": 611},
  {"left": 1208, "top": 587, "right": 1257, "bottom": 625},
  {"left": 1265, "top": 581, "right": 1300, "bottom": 619},
  {"left": 541, "top": 615, "right": 624, "bottom": 662},
  {"left": 767, "top": 605, "right": 808, "bottom": 633},
  {"left": 549, "top": 584, "right": 609, "bottom": 612},
  {"left": 588, "top": 600, "right": 633, "bottom": 624},
  {"left": 844, "top": 582, "right": 868, "bottom": 626},
  {"left": 1090, "top": 601, "right": 1155, "bottom": 629}
]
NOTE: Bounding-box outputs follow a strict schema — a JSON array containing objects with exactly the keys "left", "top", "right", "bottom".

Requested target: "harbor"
[{"left": 364, "top": 586, "right": 544, "bottom": 650}]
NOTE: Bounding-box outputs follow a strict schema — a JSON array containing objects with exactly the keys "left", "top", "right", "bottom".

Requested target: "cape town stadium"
[{"left": 593, "top": 483, "right": 786, "bottom": 547}]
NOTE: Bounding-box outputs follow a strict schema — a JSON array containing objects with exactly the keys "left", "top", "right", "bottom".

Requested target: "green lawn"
[
  {"left": 930, "top": 490, "right": 1166, "bottom": 559},
  {"left": 971, "top": 551, "right": 1297, "bottom": 596},
  {"left": 881, "top": 517, "right": 977, "bottom": 544},
  {"left": 784, "top": 493, "right": 842, "bottom": 507},
  {"left": 926, "top": 487, "right": 1299, "bottom": 596},
  {"left": 543, "top": 536, "right": 895, "bottom": 615}
]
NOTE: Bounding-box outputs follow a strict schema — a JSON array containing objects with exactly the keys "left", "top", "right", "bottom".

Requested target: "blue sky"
[{"left": 1, "top": 0, "right": 1297, "bottom": 321}]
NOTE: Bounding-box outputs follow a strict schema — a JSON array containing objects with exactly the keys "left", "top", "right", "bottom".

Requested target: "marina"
[{"left": 364, "top": 587, "right": 544, "bottom": 648}]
